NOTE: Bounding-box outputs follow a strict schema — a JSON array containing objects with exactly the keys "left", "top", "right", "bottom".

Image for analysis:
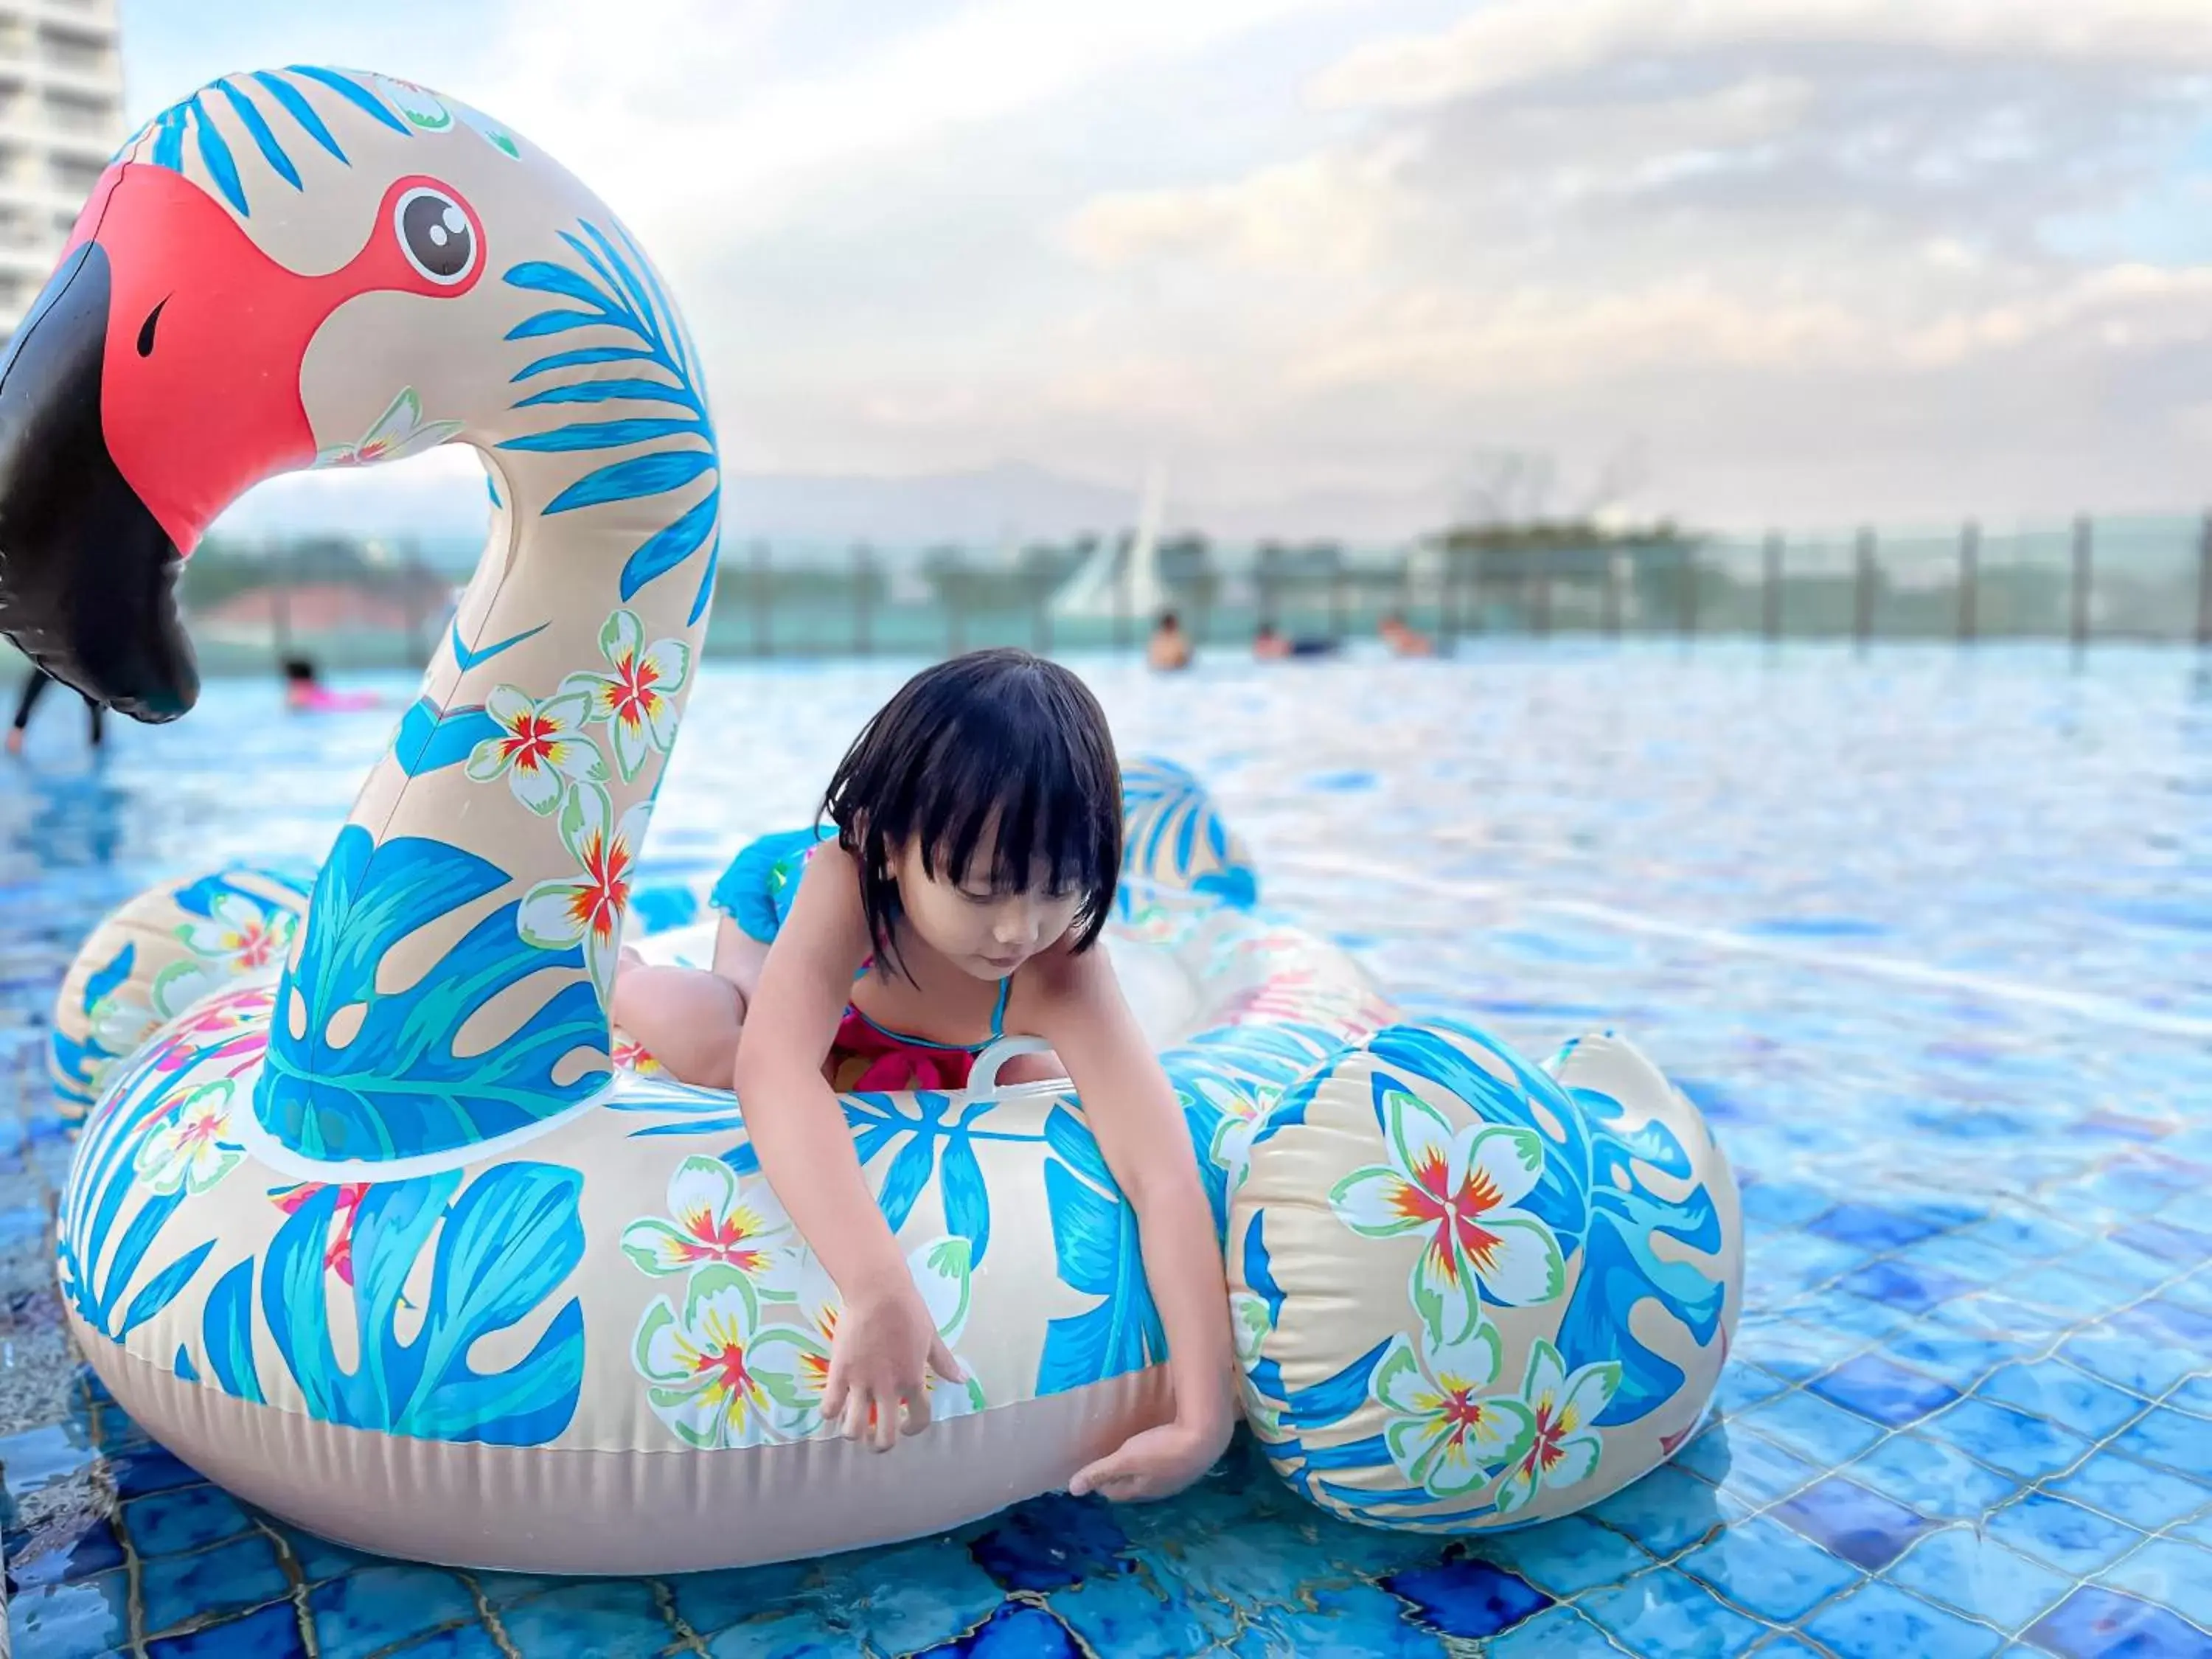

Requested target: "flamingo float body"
[{"left": 0, "top": 68, "right": 1739, "bottom": 1571}]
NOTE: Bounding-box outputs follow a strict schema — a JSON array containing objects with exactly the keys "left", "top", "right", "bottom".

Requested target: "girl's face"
[{"left": 893, "top": 837, "right": 1087, "bottom": 981}]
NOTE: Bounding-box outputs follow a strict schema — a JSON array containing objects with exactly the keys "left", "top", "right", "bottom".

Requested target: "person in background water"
[
  {"left": 1252, "top": 623, "right": 1338, "bottom": 661},
  {"left": 5, "top": 664, "right": 102, "bottom": 757},
  {"left": 1379, "top": 612, "right": 1434, "bottom": 657},
  {"left": 282, "top": 655, "right": 380, "bottom": 713},
  {"left": 1146, "top": 610, "right": 1193, "bottom": 672}
]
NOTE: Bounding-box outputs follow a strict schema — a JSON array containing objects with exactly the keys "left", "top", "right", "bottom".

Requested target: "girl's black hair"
[{"left": 820, "top": 648, "right": 1122, "bottom": 975}]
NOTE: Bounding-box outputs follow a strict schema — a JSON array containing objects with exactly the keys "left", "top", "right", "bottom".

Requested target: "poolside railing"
[{"left": 9, "top": 512, "right": 2209, "bottom": 678}]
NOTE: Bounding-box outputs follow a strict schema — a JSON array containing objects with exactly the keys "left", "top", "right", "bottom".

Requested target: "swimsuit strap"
[
  {"left": 988, "top": 974, "right": 1012, "bottom": 1040},
  {"left": 849, "top": 971, "right": 1014, "bottom": 1055}
]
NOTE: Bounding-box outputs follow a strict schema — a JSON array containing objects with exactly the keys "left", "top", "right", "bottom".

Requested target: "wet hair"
[
  {"left": 820, "top": 647, "right": 1122, "bottom": 975},
  {"left": 281, "top": 656, "right": 318, "bottom": 683},
  {"left": 1156, "top": 611, "right": 1180, "bottom": 630}
]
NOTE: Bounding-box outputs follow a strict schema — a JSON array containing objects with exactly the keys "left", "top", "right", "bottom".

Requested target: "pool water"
[{"left": 4, "top": 642, "right": 2210, "bottom": 1658}]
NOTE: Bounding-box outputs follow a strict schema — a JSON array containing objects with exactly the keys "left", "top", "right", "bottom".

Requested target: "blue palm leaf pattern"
[
  {"left": 1118, "top": 756, "right": 1258, "bottom": 911},
  {"left": 55, "top": 1049, "right": 212, "bottom": 1340},
  {"left": 137, "top": 68, "right": 410, "bottom": 217},
  {"left": 1036, "top": 1105, "right": 1165, "bottom": 1395},
  {"left": 247, "top": 1165, "right": 585, "bottom": 1445},
  {"left": 254, "top": 826, "right": 608, "bottom": 1161},
  {"left": 497, "top": 220, "right": 722, "bottom": 624}
]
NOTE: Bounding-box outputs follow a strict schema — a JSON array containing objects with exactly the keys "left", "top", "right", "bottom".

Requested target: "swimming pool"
[{"left": 4, "top": 641, "right": 2208, "bottom": 1656}]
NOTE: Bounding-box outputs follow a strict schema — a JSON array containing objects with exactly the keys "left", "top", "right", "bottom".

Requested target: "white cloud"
[{"left": 1313, "top": 0, "right": 2212, "bottom": 111}]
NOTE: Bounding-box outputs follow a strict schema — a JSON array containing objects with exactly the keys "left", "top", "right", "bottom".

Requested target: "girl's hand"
[
  {"left": 820, "top": 1281, "right": 964, "bottom": 1452},
  {"left": 1068, "top": 1409, "right": 1236, "bottom": 1503}
]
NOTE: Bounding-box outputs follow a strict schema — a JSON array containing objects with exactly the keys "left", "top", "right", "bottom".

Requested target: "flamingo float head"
[
  {"left": 0, "top": 74, "right": 522, "bottom": 718},
  {"left": 6, "top": 68, "right": 722, "bottom": 1164}
]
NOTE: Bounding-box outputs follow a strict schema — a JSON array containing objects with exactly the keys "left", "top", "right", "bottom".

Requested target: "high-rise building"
[{"left": 0, "top": 0, "right": 125, "bottom": 338}]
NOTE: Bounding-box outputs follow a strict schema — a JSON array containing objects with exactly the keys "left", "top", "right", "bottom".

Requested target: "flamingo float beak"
[{"left": 0, "top": 240, "right": 198, "bottom": 723}]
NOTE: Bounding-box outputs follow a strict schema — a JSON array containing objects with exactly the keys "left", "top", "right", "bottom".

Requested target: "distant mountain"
[{"left": 211, "top": 455, "right": 1451, "bottom": 568}]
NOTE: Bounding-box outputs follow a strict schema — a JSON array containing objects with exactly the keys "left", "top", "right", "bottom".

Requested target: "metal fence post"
[
  {"left": 748, "top": 541, "right": 770, "bottom": 658},
  {"left": 1601, "top": 546, "right": 1621, "bottom": 638},
  {"left": 2198, "top": 511, "right": 2212, "bottom": 648},
  {"left": 1678, "top": 543, "right": 1698, "bottom": 639},
  {"left": 1328, "top": 551, "right": 1348, "bottom": 644},
  {"left": 1112, "top": 536, "right": 1130, "bottom": 653},
  {"left": 1437, "top": 548, "right": 1458, "bottom": 647},
  {"left": 1761, "top": 532, "right": 1782, "bottom": 642},
  {"left": 852, "top": 544, "right": 873, "bottom": 658},
  {"left": 1853, "top": 527, "right": 1875, "bottom": 652},
  {"left": 2070, "top": 514, "right": 2092, "bottom": 654},
  {"left": 1532, "top": 552, "right": 1551, "bottom": 639},
  {"left": 1958, "top": 519, "right": 1979, "bottom": 643}
]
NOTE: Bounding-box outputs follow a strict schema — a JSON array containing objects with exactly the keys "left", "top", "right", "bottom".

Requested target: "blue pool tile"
[
  {"left": 2101, "top": 1540, "right": 2212, "bottom": 1630},
  {"left": 5, "top": 1573, "right": 129, "bottom": 1659},
  {"left": 1903, "top": 1232, "right": 2037, "bottom": 1283},
  {"left": 1810, "top": 1203, "right": 1950, "bottom": 1252},
  {"left": 2067, "top": 1239, "right": 2181, "bottom": 1295},
  {"left": 0, "top": 1421, "right": 98, "bottom": 1500},
  {"left": 1983, "top": 1494, "right": 2142, "bottom": 1577},
  {"left": 147, "top": 1598, "right": 307, "bottom": 1658},
  {"left": 1736, "top": 1319, "right": 1869, "bottom": 1381},
  {"left": 1383, "top": 1554, "right": 1551, "bottom": 1638},
  {"left": 384, "top": 1628, "right": 508, "bottom": 1659},
  {"left": 1675, "top": 1513, "right": 1860, "bottom": 1621},
  {"left": 2168, "top": 1377, "right": 2212, "bottom": 1419},
  {"left": 1837, "top": 1259, "right": 1976, "bottom": 1315},
  {"left": 140, "top": 1533, "right": 292, "bottom": 1636},
  {"left": 1886, "top": 1330, "right": 2029, "bottom": 1391},
  {"left": 1976, "top": 1362, "right": 2146, "bottom": 1440},
  {"left": 2048, "top": 1450, "right": 2210, "bottom": 1529},
  {"left": 1486, "top": 1604, "right": 1632, "bottom": 1657},
  {"left": 2114, "top": 1407, "right": 2212, "bottom": 1479},
  {"left": 1741, "top": 1180, "right": 1846, "bottom": 1229},
  {"left": 1804, "top": 1581, "right": 2003, "bottom": 1658},
  {"left": 109, "top": 1444, "right": 204, "bottom": 1500},
  {"left": 1577, "top": 1567, "right": 1764, "bottom": 1658},
  {"left": 1228, "top": 1582, "right": 1441, "bottom": 1658},
  {"left": 4, "top": 1517, "right": 125, "bottom": 1587},
  {"left": 2059, "top": 1326, "right": 2194, "bottom": 1397},
  {"left": 967, "top": 1492, "right": 1130, "bottom": 1592},
  {"left": 1885, "top": 1526, "right": 2073, "bottom": 1633},
  {"left": 918, "top": 1602, "right": 1079, "bottom": 1658},
  {"left": 1734, "top": 1389, "right": 1888, "bottom": 1464},
  {"left": 125, "top": 1484, "right": 255, "bottom": 1557},
  {"left": 2025, "top": 1587, "right": 2212, "bottom": 1659},
  {"left": 1814, "top": 1352, "right": 1961, "bottom": 1427},
  {"left": 1047, "top": 1564, "right": 1222, "bottom": 1657},
  {"left": 1933, "top": 1293, "right": 2071, "bottom": 1346},
  {"left": 1971, "top": 1214, "right": 2093, "bottom": 1262},
  {"left": 1587, "top": 1464, "right": 1728, "bottom": 1557},
  {"left": 1844, "top": 1430, "right": 2020, "bottom": 1521},
  {"left": 2120, "top": 1295, "right": 2212, "bottom": 1349},
  {"left": 1472, "top": 1514, "right": 1654, "bottom": 1596},
  {"left": 498, "top": 1583, "right": 669, "bottom": 1657},
  {"left": 2110, "top": 1217, "right": 2212, "bottom": 1265},
  {"left": 2003, "top": 1264, "right": 2130, "bottom": 1319},
  {"left": 1678, "top": 1421, "right": 1821, "bottom": 1506},
  {"left": 310, "top": 1565, "right": 481, "bottom": 1659},
  {"left": 1714, "top": 1362, "right": 1790, "bottom": 1415},
  {"left": 1772, "top": 1477, "right": 1935, "bottom": 1571},
  {"left": 1921, "top": 1398, "right": 2092, "bottom": 1482}
]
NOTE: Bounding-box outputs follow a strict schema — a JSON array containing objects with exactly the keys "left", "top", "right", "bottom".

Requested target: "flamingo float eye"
[{"left": 394, "top": 185, "right": 477, "bottom": 286}]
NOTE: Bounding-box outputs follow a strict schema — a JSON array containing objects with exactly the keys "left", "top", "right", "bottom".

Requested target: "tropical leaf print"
[
  {"left": 254, "top": 1164, "right": 585, "bottom": 1446},
  {"left": 1034, "top": 1105, "right": 1165, "bottom": 1396},
  {"left": 497, "top": 220, "right": 722, "bottom": 624},
  {"left": 137, "top": 67, "right": 411, "bottom": 218},
  {"left": 254, "top": 825, "right": 608, "bottom": 1161}
]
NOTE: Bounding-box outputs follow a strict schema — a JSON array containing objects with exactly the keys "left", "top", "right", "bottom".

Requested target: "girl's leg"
[{"left": 610, "top": 919, "right": 772, "bottom": 1090}]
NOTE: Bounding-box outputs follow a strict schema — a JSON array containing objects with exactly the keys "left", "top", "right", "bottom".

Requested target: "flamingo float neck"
[{"left": 0, "top": 67, "right": 722, "bottom": 1171}]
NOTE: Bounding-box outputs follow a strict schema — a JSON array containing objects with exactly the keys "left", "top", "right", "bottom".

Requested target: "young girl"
[{"left": 611, "top": 648, "right": 1235, "bottom": 1502}]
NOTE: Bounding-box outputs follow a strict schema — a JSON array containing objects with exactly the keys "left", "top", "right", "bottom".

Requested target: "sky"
[{"left": 117, "top": 0, "right": 2212, "bottom": 541}]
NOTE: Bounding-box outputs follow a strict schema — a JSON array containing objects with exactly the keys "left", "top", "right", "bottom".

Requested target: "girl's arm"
[
  {"left": 1034, "top": 945, "right": 1237, "bottom": 1500},
  {"left": 732, "top": 846, "right": 962, "bottom": 1448}
]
